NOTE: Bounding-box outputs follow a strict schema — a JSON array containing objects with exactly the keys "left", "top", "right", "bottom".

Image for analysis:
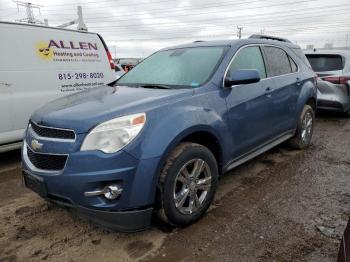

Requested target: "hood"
[{"left": 32, "top": 85, "right": 193, "bottom": 133}]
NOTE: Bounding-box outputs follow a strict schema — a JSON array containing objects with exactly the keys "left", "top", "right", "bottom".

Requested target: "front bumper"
[
  {"left": 56, "top": 199, "right": 153, "bottom": 232},
  {"left": 22, "top": 128, "right": 161, "bottom": 232}
]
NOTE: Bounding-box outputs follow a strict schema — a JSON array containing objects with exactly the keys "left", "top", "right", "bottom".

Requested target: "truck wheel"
[
  {"left": 157, "top": 142, "right": 218, "bottom": 227},
  {"left": 289, "top": 104, "right": 315, "bottom": 149}
]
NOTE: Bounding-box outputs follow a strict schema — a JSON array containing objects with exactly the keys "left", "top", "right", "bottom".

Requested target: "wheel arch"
[
  {"left": 306, "top": 97, "right": 317, "bottom": 112},
  {"left": 156, "top": 127, "right": 224, "bottom": 178},
  {"left": 152, "top": 126, "right": 225, "bottom": 205},
  {"left": 295, "top": 78, "right": 317, "bottom": 122}
]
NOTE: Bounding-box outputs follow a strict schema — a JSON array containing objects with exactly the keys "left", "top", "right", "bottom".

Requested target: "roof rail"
[
  {"left": 249, "top": 34, "right": 292, "bottom": 43},
  {"left": 193, "top": 40, "right": 205, "bottom": 43}
]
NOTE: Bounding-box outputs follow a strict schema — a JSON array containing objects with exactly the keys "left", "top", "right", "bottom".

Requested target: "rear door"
[
  {"left": 261, "top": 45, "right": 298, "bottom": 134},
  {"left": 224, "top": 45, "right": 277, "bottom": 158}
]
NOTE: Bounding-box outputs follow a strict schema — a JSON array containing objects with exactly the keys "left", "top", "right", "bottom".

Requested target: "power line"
[
  {"left": 0, "top": 0, "right": 179, "bottom": 11},
  {"left": 104, "top": 27, "right": 350, "bottom": 42},
  {"left": 2, "top": 0, "right": 348, "bottom": 28},
  {"left": 70, "top": 5, "right": 350, "bottom": 26},
  {"left": 87, "top": 14, "right": 350, "bottom": 33},
  {"left": 38, "top": 0, "right": 321, "bottom": 17},
  {"left": 0, "top": 0, "right": 313, "bottom": 12},
  {"left": 84, "top": 8, "right": 350, "bottom": 30}
]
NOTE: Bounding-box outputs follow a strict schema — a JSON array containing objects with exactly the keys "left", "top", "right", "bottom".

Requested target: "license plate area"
[{"left": 23, "top": 171, "right": 47, "bottom": 197}]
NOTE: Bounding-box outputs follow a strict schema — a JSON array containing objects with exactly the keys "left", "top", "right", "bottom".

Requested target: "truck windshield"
[{"left": 117, "top": 46, "right": 227, "bottom": 88}]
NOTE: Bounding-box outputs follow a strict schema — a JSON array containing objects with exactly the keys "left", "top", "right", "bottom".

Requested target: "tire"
[
  {"left": 289, "top": 104, "right": 315, "bottom": 149},
  {"left": 157, "top": 142, "right": 218, "bottom": 227}
]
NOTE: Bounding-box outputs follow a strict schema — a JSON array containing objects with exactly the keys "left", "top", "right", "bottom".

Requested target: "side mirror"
[{"left": 224, "top": 69, "right": 261, "bottom": 88}]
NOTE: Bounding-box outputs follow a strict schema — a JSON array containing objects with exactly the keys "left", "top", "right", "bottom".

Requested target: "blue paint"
[{"left": 23, "top": 38, "right": 317, "bottom": 231}]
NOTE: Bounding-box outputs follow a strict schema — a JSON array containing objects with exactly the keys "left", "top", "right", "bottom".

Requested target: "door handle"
[
  {"left": 296, "top": 77, "right": 301, "bottom": 86},
  {"left": 265, "top": 87, "right": 273, "bottom": 97}
]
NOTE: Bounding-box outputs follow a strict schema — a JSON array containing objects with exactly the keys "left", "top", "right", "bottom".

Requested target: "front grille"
[
  {"left": 30, "top": 121, "right": 75, "bottom": 140},
  {"left": 27, "top": 146, "right": 67, "bottom": 171}
]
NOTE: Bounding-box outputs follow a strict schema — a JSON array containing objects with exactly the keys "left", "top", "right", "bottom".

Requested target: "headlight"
[{"left": 81, "top": 113, "right": 146, "bottom": 153}]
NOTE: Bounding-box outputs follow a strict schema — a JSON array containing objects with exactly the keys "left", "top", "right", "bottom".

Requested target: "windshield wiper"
[{"left": 139, "top": 84, "right": 172, "bottom": 89}]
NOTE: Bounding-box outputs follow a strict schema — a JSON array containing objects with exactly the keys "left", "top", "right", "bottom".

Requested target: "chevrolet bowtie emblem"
[{"left": 31, "top": 139, "right": 43, "bottom": 151}]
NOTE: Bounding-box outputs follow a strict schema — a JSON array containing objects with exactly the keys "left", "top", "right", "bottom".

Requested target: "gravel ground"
[{"left": 0, "top": 114, "right": 349, "bottom": 262}]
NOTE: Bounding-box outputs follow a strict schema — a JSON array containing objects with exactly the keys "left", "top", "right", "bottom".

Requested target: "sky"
[{"left": 0, "top": 0, "right": 349, "bottom": 58}]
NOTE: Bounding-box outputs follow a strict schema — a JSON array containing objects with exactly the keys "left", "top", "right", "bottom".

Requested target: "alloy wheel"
[
  {"left": 173, "top": 158, "right": 212, "bottom": 215},
  {"left": 301, "top": 111, "right": 313, "bottom": 144}
]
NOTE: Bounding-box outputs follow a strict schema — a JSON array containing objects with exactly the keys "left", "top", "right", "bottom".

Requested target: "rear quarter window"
[
  {"left": 305, "top": 54, "right": 344, "bottom": 72},
  {"left": 288, "top": 56, "right": 298, "bottom": 72},
  {"left": 263, "top": 46, "right": 292, "bottom": 77},
  {"left": 292, "top": 48, "right": 312, "bottom": 68}
]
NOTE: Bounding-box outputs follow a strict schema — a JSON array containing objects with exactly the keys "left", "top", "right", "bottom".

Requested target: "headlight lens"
[{"left": 81, "top": 113, "right": 146, "bottom": 153}]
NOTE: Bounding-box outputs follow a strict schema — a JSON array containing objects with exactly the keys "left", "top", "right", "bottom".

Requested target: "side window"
[
  {"left": 227, "top": 46, "right": 267, "bottom": 79},
  {"left": 263, "top": 46, "right": 292, "bottom": 76},
  {"left": 288, "top": 56, "right": 298, "bottom": 72}
]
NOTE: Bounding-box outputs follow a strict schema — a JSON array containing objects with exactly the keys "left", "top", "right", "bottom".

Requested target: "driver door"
[{"left": 223, "top": 45, "right": 276, "bottom": 159}]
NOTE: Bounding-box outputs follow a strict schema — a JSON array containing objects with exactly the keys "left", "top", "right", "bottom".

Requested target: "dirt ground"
[{"left": 0, "top": 114, "right": 349, "bottom": 262}]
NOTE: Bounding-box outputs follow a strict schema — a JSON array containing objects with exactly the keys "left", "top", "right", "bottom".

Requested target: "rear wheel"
[
  {"left": 157, "top": 143, "right": 218, "bottom": 227},
  {"left": 289, "top": 104, "right": 315, "bottom": 149}
]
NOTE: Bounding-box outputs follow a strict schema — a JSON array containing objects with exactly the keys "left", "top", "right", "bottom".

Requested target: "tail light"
[
  {"left": 106, "top": 51, "right": 115, "bottom": 70},
  {"left": 322, "top": 76, "right": 350, "bottom": 85}
]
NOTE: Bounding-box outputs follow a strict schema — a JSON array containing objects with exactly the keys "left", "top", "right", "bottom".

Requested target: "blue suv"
[{"left": 22, "top": 35, "right": 317, "bottom": 232}]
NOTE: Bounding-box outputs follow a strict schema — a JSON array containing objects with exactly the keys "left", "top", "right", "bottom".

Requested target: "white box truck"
[{"left": 0, "top": 22, "right": 116, "bottom": 152}]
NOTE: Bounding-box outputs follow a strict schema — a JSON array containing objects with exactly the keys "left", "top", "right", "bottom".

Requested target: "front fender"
[
  {"left": 124, "top": 104, "right": 230, "bottom": 161},
  {"left": 122, "top": 104, "right": 229, "bottom": 208}
]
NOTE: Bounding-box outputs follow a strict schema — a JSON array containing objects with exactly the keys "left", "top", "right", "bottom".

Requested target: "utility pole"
[
  {"left": 237, "top": 26, "right": 243, "bottom": 39},
  {"left": 14, "top": 1, "right": 44, "bottom": 24},
  {"left": 57, "top": 6, "right": 87, "bottom": 31},
  {"left": 346, "top": 33, "right": 349, "bottom": 49}
]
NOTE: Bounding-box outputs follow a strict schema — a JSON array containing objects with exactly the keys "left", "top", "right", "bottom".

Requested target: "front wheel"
[
  {"left": 157, "top": 143, "right": 218, "bottom": 227},
  {"left": 289, "top": 104, "right": 315, "bottom": 149}
]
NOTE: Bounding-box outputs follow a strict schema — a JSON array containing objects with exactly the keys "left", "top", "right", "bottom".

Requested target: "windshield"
[
  {"left": 305, "top": 54, "right": 344, "bottom": 72},
  {"left": 117, "top": 46, "right": 227, "bottom": 88}
]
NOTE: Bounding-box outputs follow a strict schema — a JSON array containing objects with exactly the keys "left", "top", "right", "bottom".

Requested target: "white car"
[{"left": 0, "top": 22, "right": 116, "bottom": 152}]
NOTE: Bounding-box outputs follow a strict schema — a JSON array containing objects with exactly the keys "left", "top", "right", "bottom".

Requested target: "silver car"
[{"left": 304, "top": 50, "right": 350, "bottom": 116}]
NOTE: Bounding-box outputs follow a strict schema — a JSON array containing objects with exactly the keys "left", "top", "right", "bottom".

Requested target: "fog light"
[
  {"left": 103, "top": 184, "right": 122, "bottom": 200},
  {"left": 84, "top": 184, "right": 123, "bottom": 200}
]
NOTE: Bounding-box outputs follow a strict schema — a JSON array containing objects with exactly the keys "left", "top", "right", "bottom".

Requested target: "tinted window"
[
  {"left": 305, "top": 54, "right": 344, "bottom": 72},
  {"left": 118, "top": 46, "right": 227, "bottom": 88},
  {"left": 263, "top": 46, "right": 292, "bottom": 76},
  {"left": 227, "top": 46, "right": 266, "bottom": 79},
  {"left": 289, "top": 56, "right": 298, "bottom": 72}
]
